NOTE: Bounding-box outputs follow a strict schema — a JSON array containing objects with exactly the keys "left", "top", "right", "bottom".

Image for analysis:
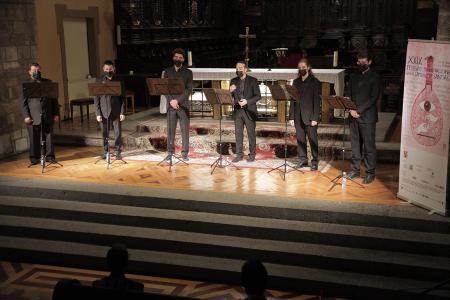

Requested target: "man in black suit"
[
  {"left": 94, "top": 60, "right": 125, "bottom": 159},
  {"left": 230, "top": 61, "right": 261, "bottom": 163},
  {"left": 22, "top": 62, "right": 60, "bottom": 165},
  {"left": 163, "top": 48, "right": 193, "bottom": 161},
  {"left": 347, "top": 52, "right": 381, "bottom": 184},
  {"left": 289, "top": 58, "right": 322, "bottom": 170}
]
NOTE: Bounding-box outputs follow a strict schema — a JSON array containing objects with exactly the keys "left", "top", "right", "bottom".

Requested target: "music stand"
[
  {"left": 266, "top": 84, "right": 303, "bottom": 181},
  {"left": 204, "top": 88, "right": 240, "bottom": 175},
  {"left": 323, "top": 96, "right": 364, "bottom": 191},
  {"left": 146, "top": 78, "right": 188, "bottom": 172},
  {"left": 88, "top": 81, "right": 126, "bottom": 169},
  {"left": 23, "top": 81, "right": 62, "bottom": 173}
]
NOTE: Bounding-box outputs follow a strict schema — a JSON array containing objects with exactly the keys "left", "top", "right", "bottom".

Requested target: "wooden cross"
[{"left": 239, "top": 26, "right": 256, "bottom": 67}]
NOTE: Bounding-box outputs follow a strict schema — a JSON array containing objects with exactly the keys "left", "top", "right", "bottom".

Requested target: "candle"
[
  {"left": 188, "top": 51, "right": 193, "bottom": 67},
  {"left": 333, "top": 51, "right": 338, "bottom": 67},
  {"left": 116, "top": 25, "right": 121, "bottom": 45}
]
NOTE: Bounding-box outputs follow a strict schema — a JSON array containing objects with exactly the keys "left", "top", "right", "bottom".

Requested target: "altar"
[{"left": 189, "top": 68, "right": 345, "bottom": 123}]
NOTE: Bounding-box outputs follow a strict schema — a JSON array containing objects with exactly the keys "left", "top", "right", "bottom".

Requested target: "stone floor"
[{"left": 0, "top": 261, "right": 347, "bottom": 300}]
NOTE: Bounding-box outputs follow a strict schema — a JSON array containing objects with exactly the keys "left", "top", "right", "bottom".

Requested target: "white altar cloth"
[{"left": 190, "top": 68, "right": 345, "bottom": 96}]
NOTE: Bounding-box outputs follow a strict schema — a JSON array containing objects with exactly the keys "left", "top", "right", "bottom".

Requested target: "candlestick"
[
  {"left": 188, "top": 51, "right": 193, "bottom": 67},
  {"left": 333, "top": 51, "right": 338, "bottom": 67}
]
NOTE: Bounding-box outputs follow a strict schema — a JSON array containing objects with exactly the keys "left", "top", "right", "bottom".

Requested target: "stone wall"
[
  {"left": 0, "top": 0, "right": 37, "bottom": 158},
  {"left": 437, "top": 0, "right": 450, "bottom": 41}
]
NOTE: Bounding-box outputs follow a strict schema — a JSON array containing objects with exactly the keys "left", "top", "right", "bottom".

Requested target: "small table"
[{"left": 70, "top": 98, "right": 94, "bottom": 123}]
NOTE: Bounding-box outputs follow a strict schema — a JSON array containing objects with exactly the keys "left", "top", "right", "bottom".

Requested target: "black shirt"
[
  {"left": 347, "top": 68, "right": 381, "bottom": 123},
  {"left": 238, "top": 77, "right": 246, "bottom": 100},
  {"left": 94, "top": 75, "right": 125, "bottom": 118},
  {"left": 289, "top": 74, "right": 322, "bottom": 124},
  {"left": 22, "top": 78, "right": 59, "bottom": 125},
  {"left": 230, "top": 75, "right": 261, "bottom": 121},
  {"left": 163, "top": 65, "right": 193, "bottom": 110},
  {"left": 93, "top": 274, "right": 144, "bottom": 292}
]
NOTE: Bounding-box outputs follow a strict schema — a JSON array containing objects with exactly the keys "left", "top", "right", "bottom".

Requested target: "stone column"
[{"left": 437, "top": 0, "right": 450, "bottom": 41}]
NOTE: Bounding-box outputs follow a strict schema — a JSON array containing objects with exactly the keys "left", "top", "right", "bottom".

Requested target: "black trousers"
[
  {"left": 101, "top": 117, "right": 122, "bottom": 152},
  {"left": 349, "top": 120, "right": 376, "bottom": 174},
  {"left": 27, "top": 123, "right": 55, "bottom": 160},
  {"left": 167, "top": 107, "right": 190, "bottom": 154},
  {"left": 234, "top": 109, "right": 256, "bottom": 156},
  {"left": 294, "top": 120, "right": 319, "bottom": 165}
]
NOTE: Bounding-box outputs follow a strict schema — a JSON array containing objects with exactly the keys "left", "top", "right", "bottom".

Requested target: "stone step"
[{"left": 0, "top": 176, "right": 449, "bottom": 299}]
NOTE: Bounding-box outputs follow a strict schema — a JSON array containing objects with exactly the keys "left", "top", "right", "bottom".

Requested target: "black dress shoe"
[
  {"left": 247, "top": 155, "right": 255, "bottom": 162},
  {"left": 29, "top": 159, "right": 39, "bottom": 165},
  {"left": 296, "top": 161, "right": 309, "bottom": 169},
  {"left": 232, "top": 156, "right": 243, "bottom": 163},
  {"left": 101, "top": 153, "right": 107, "bottom": 160},
  {"left": 310, "top": 164, "right": 318, "bottom": 171},
  {"left": 363, "top": 174, "right": 375, "bottom": 184},
  {"left": 181, "top": 153, "right": 189, "bottom": 161},
  {"left": 115, "top": 152, "right": 122, "bottom": 160},
  {"left": 46, "top": 156, "right": 57, "bottom": 163},
  {"left": 346, "top": 171, "right": 360, "bottom": 180}
]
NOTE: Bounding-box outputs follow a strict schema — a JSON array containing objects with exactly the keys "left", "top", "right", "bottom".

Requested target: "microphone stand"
[
  {"left": 157, "top": 91, "right": 188, "bottom": 172},
  {"left": 328, "top": 107, "right": 364, "bottom": 191},
  {"left": 27, "top": 81, "right": 63, "bottom": 173},
  {"left": 105, "top": 113, "right": 112, "bottom": 169},
  {"left": 210, "top": 94, "right": 239, "bottom": 175},
  {"left": 35, "top": 112, "right": 63, "bottom": 173},
  {"left": 268, "top": 98, "right": 303, "bottom": 180}
]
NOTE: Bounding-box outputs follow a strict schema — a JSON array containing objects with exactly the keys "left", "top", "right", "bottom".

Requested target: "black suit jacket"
[
  {"left": 94, "top": 76, "right": 125, "bottom": 119},
  {"left": 347, "top": 69, "right": 381, "bottom": 123},
  {"left": 22, "top": 78, "right": 59, "bottom": 125},
  {"left": 289, "top": 75, "right": 322, "bottom": 125},
  {"left": 163, "top": 66, "right": 193, "bottom": 111},
  {"left": 230, "top": 75, "right": 261, "bottom": 121},
  {"left": 92, "top": 275, "right": 144, "bottom": 292}
]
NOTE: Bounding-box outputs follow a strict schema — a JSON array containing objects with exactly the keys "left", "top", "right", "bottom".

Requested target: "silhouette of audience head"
[
  {"left": 241, "top": 260, "right": 268, "bottom": 298},
  {"left": 52, "top": 279, "right": 81, "bottom": 300},
  {"left": 93, "top": 243, "right": 144, "bottom": 292},
  {"left": 107, "top": 243, "right": 129, "bottom": 274}
]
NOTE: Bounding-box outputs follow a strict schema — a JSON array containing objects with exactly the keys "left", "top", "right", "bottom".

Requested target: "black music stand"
[
  {"left": 323, "top": 96, "right": 364, "bottom": 191},
  {"left": 23, "top": 81, "right": 63, "bottom": 173},
  {"left": 146, "top": 78, "right": 188, "bottom": 172},
  {"left": 88, "top": 81, "right": 127, "bottom": 170},
  {"left": 266, "top": 84, "right": 303, "bottom": 181},
  {"left": 204, "top": 88, "right": 240, "bottom": 175}
]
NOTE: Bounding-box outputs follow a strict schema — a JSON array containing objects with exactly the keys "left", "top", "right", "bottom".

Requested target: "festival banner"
[{"left": 398, "top": 39, "right": 450, "bottom": 215}]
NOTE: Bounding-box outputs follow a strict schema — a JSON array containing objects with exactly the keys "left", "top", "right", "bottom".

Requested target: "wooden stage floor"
[{"left": 0, "top": 146, "right": 402, "bottom": 206}]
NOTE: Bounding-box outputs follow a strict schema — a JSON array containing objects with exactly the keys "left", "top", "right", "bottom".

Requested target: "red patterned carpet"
[{"left": 129, "top": 121, "right": 341, "bottom": 160}]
